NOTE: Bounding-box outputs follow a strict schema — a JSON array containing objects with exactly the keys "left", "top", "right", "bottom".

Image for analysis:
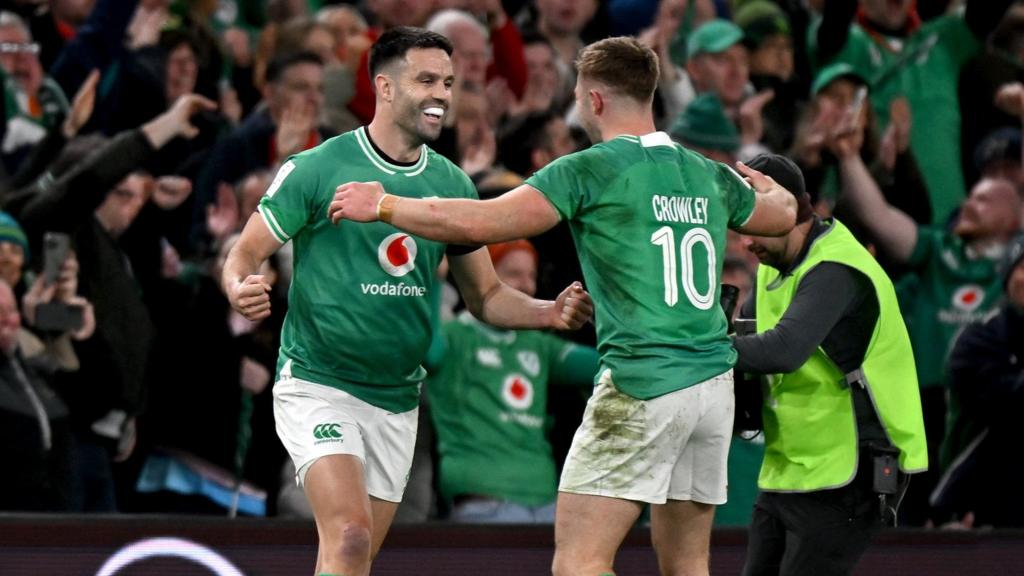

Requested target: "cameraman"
[{"left": 733, "top": 154, "right": 927, "bottom": 576}]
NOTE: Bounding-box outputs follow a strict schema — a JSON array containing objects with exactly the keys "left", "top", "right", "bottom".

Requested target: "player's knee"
[
  {"left": 326, "top": 521, "right": 372, "bottom": 565},
  {"left": 552, "top": 550, "right": 611, "bottom": 576}
]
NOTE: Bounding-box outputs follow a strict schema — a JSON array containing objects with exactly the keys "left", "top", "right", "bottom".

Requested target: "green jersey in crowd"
[
  {"left": 898, "top": 226, "right": 1002, "bottom": 389},
  {"left": 1, "top": 67, "right": 68, "bottom": 156},
  {"left": 807, "top": 12, "right": 982, "bottom": 223},
  {"left": 427, "top": 312, "right": 600, "bottom": 507},
  {"left": 258, "top": 127, "right": 477, "bottom": 413},
  {"left": 526, "top": 132, "right": 755, "bottom": 400}
]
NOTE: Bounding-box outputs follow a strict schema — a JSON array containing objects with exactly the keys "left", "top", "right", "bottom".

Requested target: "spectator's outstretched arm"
[
  {"left": 815, "top": 0, "right": 857, "bottom": 65},
  {"left": 8, "top": 70, "right": 100, "bottom": 191},
  {"left": 966, "top": 0, "right": 1015, "bottom": 40},
  {"left": 832, "top": 122, "right": 918, "bottom": 264},
  {"left": 485, "top": 3, "right": 527, "bottom": 99},
  {"left": 12, "top": 95, "right": 215, "bottom": 236},
  {"left": 50, "top": 0, "right": 140, "bottom": 97}
]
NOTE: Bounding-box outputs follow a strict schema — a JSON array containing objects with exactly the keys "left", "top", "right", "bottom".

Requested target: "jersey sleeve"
[
  {"left": 548, "top": 336, "right": 600, "bottom": 388},
  {"left": 257, "top": 156, "right": 320, "bottom": 243},
  {"left": 716, "top": 161, "right": 757, "bottom": 228},
  {"left": 906, "top": 225, "right": 941, "bottom": 270},
  {"left": 525, "top": 151, "right": 589, "bottom": 220},
  {"left": 935, "top": 13, "right": 982, "bottom": 69}
]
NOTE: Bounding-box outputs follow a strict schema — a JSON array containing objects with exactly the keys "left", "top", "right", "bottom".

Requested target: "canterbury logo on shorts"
[{"left": 313, "top": 423, "right": 343, "bottom": 443}]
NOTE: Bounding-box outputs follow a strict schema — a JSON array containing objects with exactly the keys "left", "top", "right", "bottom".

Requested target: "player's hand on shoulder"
[
  {"left": 552, "top": 281, "right": 594, "bottom": 331},
  {"left": 329, "top": 181, "right": 386, "bottom": 224},
  {"left": 227, "top": 274, "right": 272, "bottom": 321}
]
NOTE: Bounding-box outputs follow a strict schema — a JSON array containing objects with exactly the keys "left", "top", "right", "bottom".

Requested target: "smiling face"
[
  {"left": 953, "top": 178, "right": 1022, "bottom": 242},
  {"left": 0, "top": 24, "right": 43, "bottom": 98},
  {"left": 386, "top": 47, "right": 454, "bottom": 145}
]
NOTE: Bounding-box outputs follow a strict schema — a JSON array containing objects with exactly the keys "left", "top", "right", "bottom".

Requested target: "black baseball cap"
[{"left": 745, "top": 153, "right": 813, "bottom": 223}]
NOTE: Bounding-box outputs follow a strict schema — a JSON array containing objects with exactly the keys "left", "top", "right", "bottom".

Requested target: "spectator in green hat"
[
  {"left": 685, "top": 19, "right": 748, "bottom": 109},
  {"left": 668, "top": 93, "right": 739, "bottom": 164},
  {"left": 0, "top": 210, "right": 27, "bottom": 289},
  {"left": 736, "top": 0, "right": 799, "bottom": 153}
]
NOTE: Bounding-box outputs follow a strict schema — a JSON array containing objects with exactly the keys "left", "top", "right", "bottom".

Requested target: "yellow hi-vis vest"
[{"left": 755, "top": 219, "right": 928, "bottom": 492}]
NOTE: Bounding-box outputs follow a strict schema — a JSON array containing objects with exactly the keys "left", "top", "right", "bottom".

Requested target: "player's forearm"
[
  {"left": 474, "top": 282, "right": 556, "bottom": 330},
  {"left": 390, "top": 197, "right": 521, "bottom": 245},
  {"left": 222, "top": 247, "right": 263, "bottom": 291}
]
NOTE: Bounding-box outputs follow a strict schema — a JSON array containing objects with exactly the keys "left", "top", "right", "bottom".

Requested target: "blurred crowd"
[{"left": 1, "top": 0, "right": 1023, "bottom": 530}]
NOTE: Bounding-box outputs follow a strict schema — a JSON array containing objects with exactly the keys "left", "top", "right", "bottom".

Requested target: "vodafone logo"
[
  {"left": 502, "top": 374, "right": 534, "bottom": 410},
  {"left": 378, "top": 233, "right": 417, "bottom": 277},
  {"left": 952, "top": 284, "right": 984, "bottom": 312}
]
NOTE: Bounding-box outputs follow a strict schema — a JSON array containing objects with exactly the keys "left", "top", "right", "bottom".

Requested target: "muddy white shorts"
[
  {"left": 559, "top": 369, "right": 734, "bottom": 505},
  {"left": 273, "top": 362, "right": 418, "bottom": 503}
]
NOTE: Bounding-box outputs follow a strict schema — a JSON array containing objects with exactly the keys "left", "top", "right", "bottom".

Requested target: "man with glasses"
[
  {"left": 191, "top": 51, "right": 332, "bottom": 252},
  {"left": 0, "top": 11, "right": 68, "bottom": 174}
]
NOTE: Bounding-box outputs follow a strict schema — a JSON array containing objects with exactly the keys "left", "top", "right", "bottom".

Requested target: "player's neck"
[
  {"left": 598, "top": 115, "right": 657, "bottom": 142},
  {"left": 366, "top": 118, "right": 423, "bottom": 164}
]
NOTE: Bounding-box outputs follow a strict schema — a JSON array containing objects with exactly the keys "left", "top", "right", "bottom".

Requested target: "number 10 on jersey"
[{"left": 651, "top": 226, "right": 716, "bottom": 310}]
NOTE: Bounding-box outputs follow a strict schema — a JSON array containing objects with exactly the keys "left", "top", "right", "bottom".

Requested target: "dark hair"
[
  {"left": 158, "top": 28, "right": 200, "bottom": 56},
  {"left": 520, "top": 30, "right": 554, "bottom": 50},
  {"left": 576, "top": 36, "right": 658, "bottom": 103},
  {"left": 499, "top": 112, "right": 560, "bottom": 176},
  {"left": 265, "top": 51, "right": 324, "bottom": 84},
  {"left": 368, "top": 26, "right": 453, "bottom": 78}
]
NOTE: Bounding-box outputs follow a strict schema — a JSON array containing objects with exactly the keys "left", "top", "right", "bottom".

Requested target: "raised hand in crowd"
[
  {"left": 739, "top": 89, "right": 776, "bottom": 146},
  {"left": 141, "top": 94, "right": 218, "bottom": 148},
  {"left": 151, "top": 175, "right": 193, "bottom": 210},
  {"left": 275, "top": 101, "right": 317, "bottom": 160},
  {"left": 21, "top": 253, "right": 96, "bottom": 341},
  {"left": 222, "top": 26, "right": 254, "bottom": 68},
  {"left": 460, "top": 122, "right": 497, "bottom": 178},
  {"left": 127, "top": 0, "right": 170, "bottom": 50},
  {"left": 878, "top": 98, "right": 911, "bottom": 171},
  {"left": 62, "top": 69, "right": 100, "bottom": 139},
  {"left": 207, "top": 183, "right": 240, "bottom": 244},
  {"left": 792, "top": 97, "right": 841, "bottom": 168}
]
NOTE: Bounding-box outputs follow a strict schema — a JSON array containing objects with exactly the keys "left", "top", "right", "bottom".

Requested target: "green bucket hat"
[
  {"left": 669, "top": 94, "right": 740, "bottom": 153},
  {"left": 687, "top": 19, "right": 744, "bottom": 61},
  {"left": 734, "top": 1, "right": 791, "bottom": 48},
  {"left": 0, "top": 211, "right": 29, "bottom": 258},
  {"left": 811, "top": 62, "right": 868, "bottom": 96}
]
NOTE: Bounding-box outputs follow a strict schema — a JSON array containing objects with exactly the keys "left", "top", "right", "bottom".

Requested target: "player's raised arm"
[{"left": 328, "top": 181, "right": 561, "bottom": 245}]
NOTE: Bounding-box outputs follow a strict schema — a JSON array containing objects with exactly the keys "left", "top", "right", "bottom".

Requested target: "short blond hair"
[{"left": 575, "top": 36, "right": 659, "bottom": 103}]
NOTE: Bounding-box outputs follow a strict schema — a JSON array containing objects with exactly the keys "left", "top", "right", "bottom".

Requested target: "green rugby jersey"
[
  {"left": 259, "top": 127, "right": 477, "bottom": 413},
  {"left": 427, "top": 312, "right": 599, "bottom": 506},
  {"left": 807, "top": 13, "right": 981, "bottom": 223},
  {"left": 526, "top": 132, "right": 756, "bottom": 400},
  {"left": 898, "top": 226, "right": 1002, "bottom": 389}
]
